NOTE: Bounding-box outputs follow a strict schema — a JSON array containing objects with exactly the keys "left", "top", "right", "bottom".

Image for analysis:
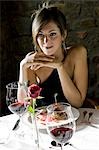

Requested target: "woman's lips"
[{"left": 44, "top": 46, "right": 53, "bottom": 49}]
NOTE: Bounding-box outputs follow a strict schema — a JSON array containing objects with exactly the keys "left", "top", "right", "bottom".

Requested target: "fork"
[
  {"left": 87, "top": 112, "right": 99, "bottom": 128},
  {"left": 82, "top": 111, "right": 87, "bottom": 122},
  {"left": 85, "top": 112, "right": 99, "bottom": 129},
  {"left": 83, "top": 111, "right": 87, "bottom": 118},
  {"left": 88, "top": 112, "right": 93, "bottom": 121}
]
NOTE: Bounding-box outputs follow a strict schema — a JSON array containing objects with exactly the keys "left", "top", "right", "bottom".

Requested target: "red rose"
[{"left": 28, "top": 84, "right": 42, "bottom": 98}]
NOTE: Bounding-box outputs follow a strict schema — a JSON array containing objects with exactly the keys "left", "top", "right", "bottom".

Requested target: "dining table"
[{"left": 0, "top": 107, "right": 99, "bottom": 150}]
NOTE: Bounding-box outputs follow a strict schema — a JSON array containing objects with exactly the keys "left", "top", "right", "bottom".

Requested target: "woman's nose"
[{"left": 43, "top": 35, "right": 50, "bottom": 43}]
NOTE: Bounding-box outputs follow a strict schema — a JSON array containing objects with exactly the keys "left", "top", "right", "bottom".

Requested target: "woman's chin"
[{"left": 43, "top": 50, "right": 55, "bottom": 56}]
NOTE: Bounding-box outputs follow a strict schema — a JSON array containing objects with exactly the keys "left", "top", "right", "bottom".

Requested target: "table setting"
[
  {"left": 0, "top": 82, "right": 99, "bottom": 150},
  {"left": 0, "top": 106, "right": 99, "bottom": 150}
]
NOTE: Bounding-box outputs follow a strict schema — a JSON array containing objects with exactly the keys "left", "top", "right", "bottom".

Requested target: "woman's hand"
[{"left": 20, "top": 51, "right": 62, "bottom": 70}]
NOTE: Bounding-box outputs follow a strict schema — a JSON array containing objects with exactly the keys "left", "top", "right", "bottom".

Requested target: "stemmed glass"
[
  {"left": 6, "top": 81, "right": 27, "bottom": 136},
  {"left": 46, "top": 102, "right": 76, "bottom": 150}
]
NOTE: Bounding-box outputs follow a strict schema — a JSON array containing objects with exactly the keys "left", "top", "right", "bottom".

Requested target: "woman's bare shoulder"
[{"left": 67, "top": 44, "right": 87, "bottom": 58}]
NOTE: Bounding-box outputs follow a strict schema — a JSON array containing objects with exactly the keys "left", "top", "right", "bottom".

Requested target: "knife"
[{"left": 12, "top": 119, "right": 20, "bottom": 130}]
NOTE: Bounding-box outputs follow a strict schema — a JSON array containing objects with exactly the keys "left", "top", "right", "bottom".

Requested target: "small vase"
[{"left": 30, "top": 113, "right": 39, "bottom": 150}]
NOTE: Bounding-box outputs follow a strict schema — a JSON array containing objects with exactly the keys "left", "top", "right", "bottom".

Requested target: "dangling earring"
[{"left": 62, "top": 41, "right": 67, "bottom": 53}]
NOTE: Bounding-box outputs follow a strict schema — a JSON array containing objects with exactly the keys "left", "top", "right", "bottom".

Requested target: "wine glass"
[
  {"left": 6, "top": 81, "right": 27, "bottom": 136},
  {"left": 46, "top": 102, "right": 76, "bottom": 150}
]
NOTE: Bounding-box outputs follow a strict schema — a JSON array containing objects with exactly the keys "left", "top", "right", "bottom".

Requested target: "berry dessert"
[{"left": 36, "top": 107, "right": 47, "bottom": 125}]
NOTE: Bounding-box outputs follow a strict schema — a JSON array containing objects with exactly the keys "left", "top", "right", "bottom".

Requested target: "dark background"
[{"left": 0, "top": 0, "right": 99, "bottom": 116}]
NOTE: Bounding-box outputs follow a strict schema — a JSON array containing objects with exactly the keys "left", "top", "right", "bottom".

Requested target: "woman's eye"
[
  {"left": 38, "top": 34, "right": 44, "bottom": 38},
  {"left": 50, "top": 33, "right": 56, "bottom": 37}
]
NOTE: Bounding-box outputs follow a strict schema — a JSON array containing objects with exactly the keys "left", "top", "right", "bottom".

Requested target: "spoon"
[{"left": 54, "top": 93, "right": 58, "bottom": 104}]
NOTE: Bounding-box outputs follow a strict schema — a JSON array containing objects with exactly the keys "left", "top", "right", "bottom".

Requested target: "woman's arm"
[
  {"left": 57, "top": 46, "right": 88, "bottom": 108},
  {"left": 18, "top": 53, "right": 37, "bottom": 101}
]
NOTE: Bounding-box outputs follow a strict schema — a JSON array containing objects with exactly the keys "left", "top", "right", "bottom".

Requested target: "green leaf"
[{"left": 28, "top": 105, "right": 35, "bottom": 114}]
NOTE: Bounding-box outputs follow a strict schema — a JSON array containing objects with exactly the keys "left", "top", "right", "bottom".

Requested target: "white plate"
[
  {"left": 71, "top": 107, "right": 80, "bottom": 120},
  {"left": 22, "top": 106, "right": 80, "bottom": 129},
  {"left": 76, "top": 108, "right": 99, "bottom": 131}
]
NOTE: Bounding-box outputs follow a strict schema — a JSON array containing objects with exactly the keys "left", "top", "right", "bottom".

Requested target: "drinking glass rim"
[
  {"left": 6, "top": 81, "right": 18, "bottom": 89},
  {"left": 47, "top": 102, "right": 71, "bottom": 112}
]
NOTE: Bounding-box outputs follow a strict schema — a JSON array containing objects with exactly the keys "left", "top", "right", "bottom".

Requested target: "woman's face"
[{"left": 36, "top": 21, "right": 64, "bottom": 56}]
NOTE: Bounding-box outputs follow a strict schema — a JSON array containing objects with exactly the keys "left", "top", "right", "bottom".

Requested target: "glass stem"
[
  {"left": 34, "top": 115, "right": 39, "bottom": 149},
  {"left": 60, "top": 145, "right": 63, "bottom": 150},
  {"left": 58, "top": 143, "right": 63, "bottom": 150},
  {"left": 31, "top": 114, "right": 39, "bottom": 149}
]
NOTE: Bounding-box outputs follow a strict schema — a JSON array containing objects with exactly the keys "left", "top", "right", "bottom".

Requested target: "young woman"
[{"left": 18, "top": 6, "right": 88, "bottom": 108}]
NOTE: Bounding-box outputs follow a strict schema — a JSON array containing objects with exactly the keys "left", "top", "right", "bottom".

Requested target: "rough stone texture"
[{"left": 0, "top": 0, "right": 99, "bottom": 116}]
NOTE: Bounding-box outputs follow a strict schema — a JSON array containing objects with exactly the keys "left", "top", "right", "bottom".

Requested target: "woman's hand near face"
[
  {"left": 20, "top": 51, "right": 37, "bottom": 69},
  {"left": 32, "top": 54, "right": 62, "bottom": 70},
  {"left": 21, "top": 51, "right": 62, "bottom": 71}
]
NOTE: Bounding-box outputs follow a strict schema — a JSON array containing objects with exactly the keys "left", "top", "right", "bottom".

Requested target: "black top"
[{"left": 36, "top": 69, "right": 67, "bottom": 107}]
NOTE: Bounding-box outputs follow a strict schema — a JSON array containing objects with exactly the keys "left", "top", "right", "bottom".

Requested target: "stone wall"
[{"left": 0, "top": 0, "right": 99, "bottom": 116}]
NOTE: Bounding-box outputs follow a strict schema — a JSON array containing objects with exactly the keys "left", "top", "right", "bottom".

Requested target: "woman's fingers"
[
  {"left": 25, "top": 51, "right": 55, "bottom": 63},
  {"left": 25, "top": 51, "right": 35, "bottom": 57},
  {"left": 30, "top": 65, "right": 41, "bottom": 70},
  {"left": 21, "top": 51, "right": 58, "bottom": 70},
  {"left": 34, "top": 56, "right": 54, "bottom": 62}
]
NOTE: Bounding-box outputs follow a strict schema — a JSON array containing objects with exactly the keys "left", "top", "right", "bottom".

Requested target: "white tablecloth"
[{"left": 0, "top": 108, "right": 99, "bottom": 150}]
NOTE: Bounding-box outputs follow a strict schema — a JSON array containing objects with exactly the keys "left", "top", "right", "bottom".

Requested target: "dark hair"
[{"left": 32, "top": 6, "right": 67, "bottom": 48}]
